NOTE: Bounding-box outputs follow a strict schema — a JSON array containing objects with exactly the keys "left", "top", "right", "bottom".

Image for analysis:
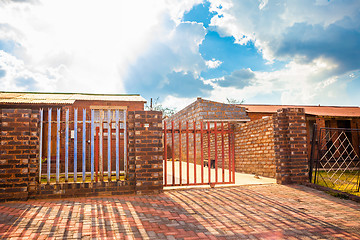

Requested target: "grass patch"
[
  {"left": 40, "top": 173, "right": 125, "bottom": 184},
  {"left": 313, "top": 170, "right": 360, "bottom": 197},
  {"left": 325, "top": 191, "right": 350, "bottom": 200}
]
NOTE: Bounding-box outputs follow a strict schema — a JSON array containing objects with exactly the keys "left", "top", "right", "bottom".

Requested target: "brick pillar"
[
  {"left": 127, "top": 111, "right": 163, "bottom": 194},
  {"left": 273, "top": 108, "right": 308, "bottom": 184},
  {"left": 0, "top": 108, "right": 40, "bottom": 201}
]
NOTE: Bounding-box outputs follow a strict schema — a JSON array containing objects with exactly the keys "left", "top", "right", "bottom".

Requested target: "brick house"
[{"left": 242, "top": 104, "right": 360, "bottom": 157}]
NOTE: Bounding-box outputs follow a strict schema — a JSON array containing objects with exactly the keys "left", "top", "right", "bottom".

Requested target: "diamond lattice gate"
[
  {"left": 310, "top": 126, "right": 360, "bottom": 194},
  {"left": 163, "top": 121, "right": 235, "bottom": 187}
]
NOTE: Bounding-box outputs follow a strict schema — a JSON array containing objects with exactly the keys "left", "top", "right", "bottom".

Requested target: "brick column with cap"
[
  {"left": 127, "top": 111, "right": 163, "bottom": 194},
  {"left": 0, "top": 108, "right": 39, "bottom": 201},
  {"left": 273, "top": 108, "right": 308, "bottom": 184}
]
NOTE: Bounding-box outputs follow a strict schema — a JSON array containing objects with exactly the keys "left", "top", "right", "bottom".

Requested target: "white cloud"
[
  {"left": 0, "top": 0, "right": 202, "bottom": 94},
  {"left": 205, "top": 58, "right": 222, "bottom": 69},
  {"left": 123, "top": 20, "right": 209, "bottom": 98},
  {"left": 200, "top": 0, "right": 360, "bottom": 107},
  {"left": 0, "top": 50, "right": 61, "bottom": 91},
  {"left": 259, "top": 0, "right": 268, "bottom": 10},
  {"left": 209, "top": 0, "right": 360, "bottom": 61},
  {"left": 207, "top": 57, "right": 350, "bottom": 105}
]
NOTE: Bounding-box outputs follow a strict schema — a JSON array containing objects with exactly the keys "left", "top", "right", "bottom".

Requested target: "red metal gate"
[{"left": 163, "top": 121, "right": 235, "bottom": 187}]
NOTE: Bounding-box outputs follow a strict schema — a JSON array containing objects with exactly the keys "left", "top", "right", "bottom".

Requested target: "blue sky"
[{"left": 0, "top": 0, "right": 360, "bottom": 110}]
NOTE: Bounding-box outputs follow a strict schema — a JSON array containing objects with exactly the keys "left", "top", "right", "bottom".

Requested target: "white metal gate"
[{"left": 39, "top": 107, "right": 127, "bottom": 184}]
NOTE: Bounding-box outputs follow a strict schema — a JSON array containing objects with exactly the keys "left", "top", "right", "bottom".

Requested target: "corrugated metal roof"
[
  {"left": 241, "top": 104, "right": 360, "bottom": 117},
  {"left": 0, "top": 92, "right": 146, "bottom": 104}
]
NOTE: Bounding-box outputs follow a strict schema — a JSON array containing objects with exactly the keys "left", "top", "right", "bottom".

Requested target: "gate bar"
[
  {"left": 232, "top": 128, "right": 235, "bottom": 183},
  {"left": 193, "top": 121, "right": 196, "bottom": 184},
  {"left": 186, "top": 121, "right": 189, "bottom": 185},
  {"left": 95, "top": 127, "right": 99, "bottom": 182},
  {"left": 74, "top": 108, "right": 78, "bottom": 182},
  {"left": 65, "top": 109, "right": 69, "bottom": 182},
  {"left": 207, "top": 121, "right": 211, "bottom": 184},
  {"left": 99, "top": 110, "right": 103, "bottom": 181},
  {"left": 91, "top": 109, "right": 95, "bottom": 182},
  {"left": 39, "top": 109, "right": 43, "bottom": 183},
  {"left": 82, "top": 109, "right": 86, "bottom": 182},
  {"left": 164, "top": 121, "right": 167, "bottom": 186},
  {"left": 107, "top": 110, "right": 111, "bottom": 181},
  {"left": 221, "top": 122, "right": 225, "bottom": 182},
  {"left": 214, "top": 122, "right": 218, "bottom": 183},
  {"left": 172, "top": 121, "right": 175, "bottom": 185},
  {"left": 124, "top": 110, "right": 127, "bottom": 178},
  {"left": 200, "top": 121, "right": 204, "bottom": 184},
  {"left": 309, "top": 123, "right": 317, "bottom": 182},
  {"left": 115, "top": 110, "right": 120, "bottom": 180},
  {"left": 56, "top": 108, "right": 60, "bottom": 184},
  {"left": 47, "top": 108, "right": 51, "bottom": 184},
  {"left": 179, "top": 122, "right": 182, "bottom": 185},
  {"left": 228, "top": 122, "right": 231, "bottom": 183}
]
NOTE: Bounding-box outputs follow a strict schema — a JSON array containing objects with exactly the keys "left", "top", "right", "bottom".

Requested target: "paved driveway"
[{"left": 0, "top": 184, "right": 359, "bottom": 239}]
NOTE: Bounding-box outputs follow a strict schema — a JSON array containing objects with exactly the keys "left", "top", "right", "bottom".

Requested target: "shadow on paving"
[{"left": 0, "top": 184, "right": 359, "bottom": 239}]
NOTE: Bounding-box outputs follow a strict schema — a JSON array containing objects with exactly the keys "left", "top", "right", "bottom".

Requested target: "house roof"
[
  {"left": 241, "top": 104, "right": 360, "bottom": 117},
  {"left": 0, "top": 92, "right": 147, "bottom": 105}
]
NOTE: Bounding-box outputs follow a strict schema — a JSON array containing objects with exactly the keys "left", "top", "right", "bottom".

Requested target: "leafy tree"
[
  {"left": 226, "top": 98, "right": 245, "bottom": 104},
  {"left": 145, "top": 97, "right": 177, "bottom": 118}
]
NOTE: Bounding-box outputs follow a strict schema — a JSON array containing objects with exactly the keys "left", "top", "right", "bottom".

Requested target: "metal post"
[
  {"left": 193, "top": 121, "right": 196, "bottom": 184},
  {"left": 65, "top": 109, "right": 69, "bottom": 182},
  {"left": 172, "top": 121, "right": 175, "bottom": 185},
  {"left": 201, "top": 121, "right": 204, "bottom": 184},
  {"left": 221, "top": 122, "right": 225, "bottom": 183},
  {"left": 99, "top": 110, "right": 103, "bottom": 181},
  {"left": 95, "top": 127, "right": 99, "bottom": 182},
  {"left": 228, "top": 122, "right": 232, "bottom": 183},
  {"left": 115, "top": 110, "right": 120, "bottom": 180},
  {"left": 91, "top": 109, "right": 95, "bottom": 182},
  {"left": 74, "top": 108, "right": 78, "bottom": 182},
  {"left": 208, "top": 121, "right": 211, "bottom": 184},
  {"left": 164, "top": 121, "right": 167, "bottom": 186},
  {"left": 186, "top": 121, "right": 189, "bottom": 185},
  {"left": 214, "top": 122, "right": 218, "bottom": 184},
  {"left": 309, "top": 123, "right": 317, "bottom": 183},
  {"left": 107, "top": 110, "right": 111, "bottom": 181},
  {"left": 56, "top": 108, "right": 60, "bottom": 184},
  {"left": 82, "top": 109, "right": 86, "bottom": 182},
  {"left": 39, "top": 109, "right": 43, "bottom": 183},
  {"left": 232, "top": 126, "right": 235, "bottom": 183},
  {"left": 123, "top": 110, "right": 127, "bottom": 178},
  {"left": 47, "top": 108, "right": 52, "bottom": 184},
  {"left": 179, "top": 122, "right": 182, "bottom": 186}
]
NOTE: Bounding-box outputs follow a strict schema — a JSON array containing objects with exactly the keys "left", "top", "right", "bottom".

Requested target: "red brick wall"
[
  {"left": 234, "top": 117, "right": 276, "bottom": 178},
  {"left": 128, "top": 111, "right": 163, "bottom": 194},
  {"left": 0, "top": 108, "right": 39, "bottom": 201},
  {"left": 247, "top": 112, "right": 273, "bottom": 121},
  {"left": 166, "top": 98, "right": 248, "bottom": 123},
  {"left": 1, "top": 106, "right": 164, "bottom": 200}
]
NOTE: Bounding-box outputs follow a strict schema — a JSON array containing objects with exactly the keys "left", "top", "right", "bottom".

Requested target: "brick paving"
[{"left": 0, "top": 184, "right": 359, "bottom": 239}]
